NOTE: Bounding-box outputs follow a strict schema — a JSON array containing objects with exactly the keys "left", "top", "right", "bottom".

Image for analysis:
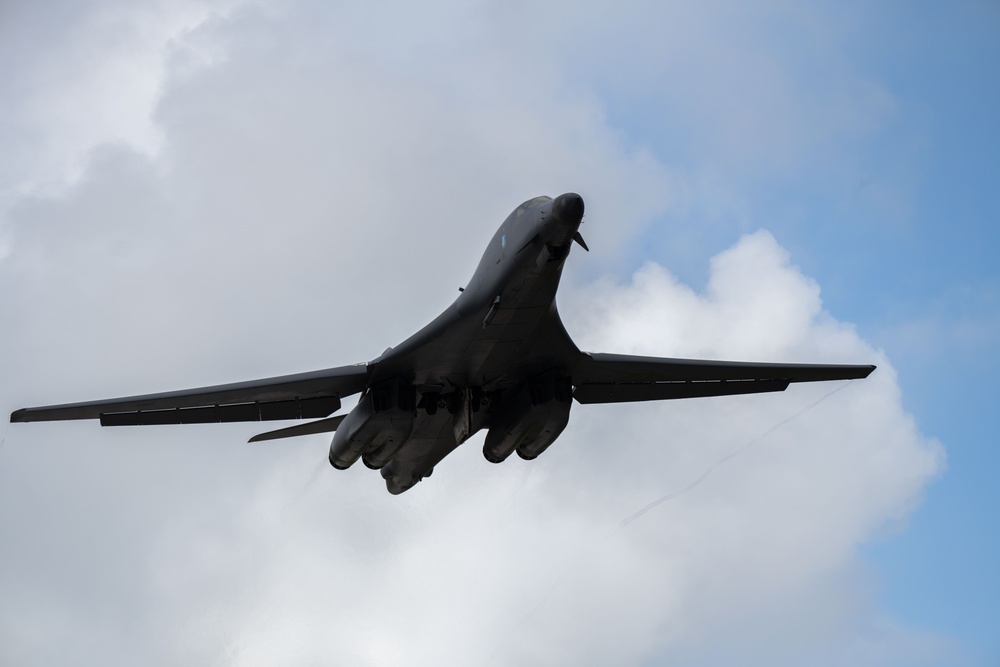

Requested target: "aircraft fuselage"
[{"left": 335, "top": 193, "right": 587, "bottom": 492}]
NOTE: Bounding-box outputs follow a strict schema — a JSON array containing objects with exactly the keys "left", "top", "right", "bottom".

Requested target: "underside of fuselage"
[{"left": 330, "top": 194, "right": 586, "bottom": 493}]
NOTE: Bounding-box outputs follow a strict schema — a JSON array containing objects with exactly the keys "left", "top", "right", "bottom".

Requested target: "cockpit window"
[{"left": 514, "top": 195, "right": 552, "bottom": 217}]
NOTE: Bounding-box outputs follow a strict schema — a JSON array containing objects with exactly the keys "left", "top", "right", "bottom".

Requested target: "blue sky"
[
  {"left": 850, "top": 5, "right": 999, "bottom": 652},
  {"left": 0, "top": 1, "right": 996, "bottom": 665},
  {"left": 595, "top": 4, "right": 1000, "bottom": 657},
  {"left": 535, "top": 5, "right": 1000, "bottom": 656}
]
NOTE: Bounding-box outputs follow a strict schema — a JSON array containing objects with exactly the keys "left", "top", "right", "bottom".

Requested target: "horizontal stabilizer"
[{"left": 248, "top": 415, "right": 347, "bottom": 442}]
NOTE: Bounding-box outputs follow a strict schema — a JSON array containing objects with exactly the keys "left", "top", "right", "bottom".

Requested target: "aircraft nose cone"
[{"left": 552, "top": 192, "right": 584, "bottom": 224}]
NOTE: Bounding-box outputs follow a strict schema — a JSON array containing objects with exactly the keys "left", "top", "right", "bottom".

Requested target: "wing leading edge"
[
  {"left": 10, "top": 364, "right": 370, "bottom": 425},
  {"left": 571, "top": 353, "right": 875, "bottom": 404}
]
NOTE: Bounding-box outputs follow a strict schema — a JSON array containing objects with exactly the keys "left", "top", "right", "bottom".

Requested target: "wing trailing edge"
[
  {"left": 10, "top": 364, "right": 370, "bottom": 424},
  {"left": 571, "top": 352, "right": 874, "bottom": 404}
]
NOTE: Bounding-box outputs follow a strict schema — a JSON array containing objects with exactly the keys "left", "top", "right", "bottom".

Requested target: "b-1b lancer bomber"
[{"left": 11, "top": 194, "right": 875, "bottom": 494}]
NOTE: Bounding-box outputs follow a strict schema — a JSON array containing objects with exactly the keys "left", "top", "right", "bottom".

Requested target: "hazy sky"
[{"left": 1, "top": 2, "right": 996, "bottom": 666}]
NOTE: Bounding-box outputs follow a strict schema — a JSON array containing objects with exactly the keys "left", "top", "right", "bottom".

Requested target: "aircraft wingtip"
[{"left": 10, "top": 408, "right": 27, "bottom": 423}]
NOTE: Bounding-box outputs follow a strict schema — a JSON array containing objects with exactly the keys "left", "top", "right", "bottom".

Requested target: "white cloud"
[
  {"left": 0, "top": 2, "right": 947, "bottom": 666},
  {"left": 0, "top": 0, "right": 246, "bottom": 198},
  {"left": 0, "top": 234, "right": 945, "bottom": 665}
]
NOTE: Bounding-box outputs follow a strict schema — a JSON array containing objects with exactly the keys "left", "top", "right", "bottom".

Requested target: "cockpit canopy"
[{"left": 513, "top": 195, "right": 552, "bottom": 218}]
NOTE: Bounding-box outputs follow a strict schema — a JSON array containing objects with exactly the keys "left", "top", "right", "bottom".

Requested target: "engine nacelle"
[
  {"left": 380, "top": 460, "right": 427, "bottom": 495},
  {"left": 329, "top": 378, "right": 415, "bottom": 470},
  {"left": 483, "top": 372, "right": 572, "bottom": 464}
]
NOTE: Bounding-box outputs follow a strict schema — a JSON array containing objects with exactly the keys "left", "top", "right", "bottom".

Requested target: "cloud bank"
[{"left": 0, "top": 1, "right": 945, "bottom": 665}]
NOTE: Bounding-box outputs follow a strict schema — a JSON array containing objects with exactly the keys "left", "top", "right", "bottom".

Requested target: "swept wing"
[
  {"left": 571, "top": 353, "right": 875, "bottom": 404},
  {"left": 10, "top": 364, "right": 369, "bottom": 425}
]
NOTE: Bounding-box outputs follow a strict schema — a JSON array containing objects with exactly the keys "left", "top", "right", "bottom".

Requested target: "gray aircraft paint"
[{"left": 10, "top": 193, "right": 875, "bottom": 494}]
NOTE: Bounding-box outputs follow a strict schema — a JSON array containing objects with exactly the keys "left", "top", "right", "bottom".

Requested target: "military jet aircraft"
[{"left": 10, "top": 193, "right": 875, "bottom": 494}]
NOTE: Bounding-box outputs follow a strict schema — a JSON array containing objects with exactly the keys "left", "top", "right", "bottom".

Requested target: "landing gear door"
[{"left": 452, "top": 388, "right": 472, "bottom": 445}]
